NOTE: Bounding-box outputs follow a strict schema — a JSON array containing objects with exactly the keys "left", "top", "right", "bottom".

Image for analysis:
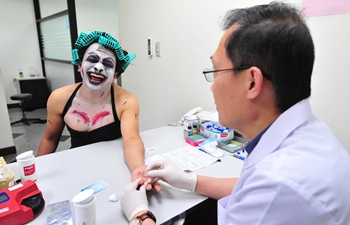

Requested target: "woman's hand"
[{"left": 132, "top": 165, "right": 162, "bottom": 192}]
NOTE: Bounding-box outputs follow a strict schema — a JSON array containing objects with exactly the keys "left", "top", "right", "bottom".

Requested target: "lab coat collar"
[{"left": 243, "top": 98, "right": 312, "bottom": 168}]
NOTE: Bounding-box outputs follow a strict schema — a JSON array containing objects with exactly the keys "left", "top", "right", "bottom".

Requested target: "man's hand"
[
  {"left": 146, "top": 160, "right": 197, "bottom": 192},
  {"left": 120, "top": 178, "right": 149, "bottom": 221},
  {"left": 131, "top": 165, "right": 162, "bottom": 192}
]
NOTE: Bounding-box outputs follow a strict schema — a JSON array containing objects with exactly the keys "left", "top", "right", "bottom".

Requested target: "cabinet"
[{"left": 15, "top": 77, "right": 50, "bottom": 111}]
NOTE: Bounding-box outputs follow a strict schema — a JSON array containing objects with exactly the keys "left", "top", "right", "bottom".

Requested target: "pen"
[
  {"left": 199, "top": 148, "right": 222, "bottom": 162},
  {"left": 231, "top": 154, "right": 245, "bottom": 161},
  {"left": 198, "top": 148, "right": 207, "bottom": 153}
]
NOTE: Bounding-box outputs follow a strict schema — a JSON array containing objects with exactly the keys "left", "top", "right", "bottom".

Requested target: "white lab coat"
[{"left": 218, "top": 99, "right": 350, "bottom": 225}]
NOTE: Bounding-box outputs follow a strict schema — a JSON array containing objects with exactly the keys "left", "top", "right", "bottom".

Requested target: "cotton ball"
[{"left": 109, "top": 193, "right": 119, "bottom": 202}]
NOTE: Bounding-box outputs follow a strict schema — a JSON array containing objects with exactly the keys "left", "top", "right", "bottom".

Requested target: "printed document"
[{"left": 145, "top": 146, "right": 218, "bottom": 171}]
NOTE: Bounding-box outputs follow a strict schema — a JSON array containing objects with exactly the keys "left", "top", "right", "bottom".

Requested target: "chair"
[{"left": 10, "top": 93, "right": 40, "bottom": 125}]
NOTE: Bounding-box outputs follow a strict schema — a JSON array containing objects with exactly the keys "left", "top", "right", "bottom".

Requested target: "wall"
[
  {"left": 75, "top": 0, "right": 119, "bottom": 38},
  {"left": 307, "top": 13, "right": 350, "bottom": 150},
  {"left": 0, "top": 0, "right": 43, "bottom": 104},
  {"left": 0, "top": 68, "right": 14, "bottom": 150},
  {"left": 117, "top": 0, "right": 350, "bottom": 151}
]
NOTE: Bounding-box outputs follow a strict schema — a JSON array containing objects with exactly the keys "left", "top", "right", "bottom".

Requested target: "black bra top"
[{"left": 61, "top": 83, "right": 122, "bottom": 148}]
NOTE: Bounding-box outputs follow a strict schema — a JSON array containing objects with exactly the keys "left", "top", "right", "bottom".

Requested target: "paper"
[{"left": 145, "top": 146, "right": 218, "bottom": 171}]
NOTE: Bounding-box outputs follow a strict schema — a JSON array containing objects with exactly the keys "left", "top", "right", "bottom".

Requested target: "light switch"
[
  {"left": 148, "top": 38, "right": 153, "bottom": 56},
  {"left": 155, "top": 42, "right": 161, "bottom": 57}
]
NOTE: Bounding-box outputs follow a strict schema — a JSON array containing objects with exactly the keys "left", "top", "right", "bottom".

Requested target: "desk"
[
  {"left": 8, "top": 126, "right": 244, "bottom": 224},
  {"left": 14, "top": 77, "right": 50, "bottom": 111}
]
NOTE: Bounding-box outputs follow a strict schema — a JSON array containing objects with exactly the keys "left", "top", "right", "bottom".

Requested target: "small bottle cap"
[
  {"left": 72, "top": 189, "right": 94, "bottom": 205},
  {"left": 16, "top": 150, "right": 34, "bottom": 161}
]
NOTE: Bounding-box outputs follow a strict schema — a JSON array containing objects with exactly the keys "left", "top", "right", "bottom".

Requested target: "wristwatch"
[{"left": 130, "top": 211, "right": 157, "bottom": 225}]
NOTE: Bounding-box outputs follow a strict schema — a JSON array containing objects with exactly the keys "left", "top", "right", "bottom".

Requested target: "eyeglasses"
[{"left": 202, "top": 66, "right": 272, "bottom": 82}]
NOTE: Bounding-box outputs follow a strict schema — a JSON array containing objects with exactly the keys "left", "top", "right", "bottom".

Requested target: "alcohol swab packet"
[
  {"left": 81, "top": 180, "right": 109, "bottom": 194},
  {"left": 46, "top": 200, "right": 73, "bottom": 225},
  {"left": 145, "top": 147, "right": 158, "bottom": 153}
]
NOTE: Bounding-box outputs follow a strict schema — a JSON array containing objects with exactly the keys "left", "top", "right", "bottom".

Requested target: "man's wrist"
[{"left": 130, "top": 210, "right": 156, "bottom": 225}]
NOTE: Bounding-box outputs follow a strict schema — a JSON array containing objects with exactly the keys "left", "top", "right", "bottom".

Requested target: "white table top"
[{"left": 9, "top": 126, "right": 244, "bottom": 224}]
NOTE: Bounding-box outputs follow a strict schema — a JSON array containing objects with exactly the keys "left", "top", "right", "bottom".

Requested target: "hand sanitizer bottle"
[{"left": 19, "top": 69, "right": 24, "bottom": 78}]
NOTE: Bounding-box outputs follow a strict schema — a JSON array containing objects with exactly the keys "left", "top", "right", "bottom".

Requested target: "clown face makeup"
[{"left": 79, "top": 43, "right": 117, "bottom": 91}]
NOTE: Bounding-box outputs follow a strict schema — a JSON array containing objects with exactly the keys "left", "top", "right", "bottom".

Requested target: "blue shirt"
[{"left": 244, "top": 126, "right": 270, "bottom": 155}]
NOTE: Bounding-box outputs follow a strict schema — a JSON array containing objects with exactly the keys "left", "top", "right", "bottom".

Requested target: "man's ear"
[
  {"left": 77, "top": 65, "right": 82, "bottom": 72},
  {"left": 114, "top": 72, "right": 119, "bottom": 79},
  {"left": 247, "top": 67, "right": 264, "bottom": 100}
]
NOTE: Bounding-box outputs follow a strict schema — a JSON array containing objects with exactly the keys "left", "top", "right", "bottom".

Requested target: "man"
[
  {"left": 120, "top": 2, "right": 350, "bottom": 225},
  {"left": 37, "top": 31, "right": 160, "bottom": 191}
]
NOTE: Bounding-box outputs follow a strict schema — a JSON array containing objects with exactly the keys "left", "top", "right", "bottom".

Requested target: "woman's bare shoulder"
[
  {"left": 113, "top": 84, "right": 136, "bottom": 98},
  {"left": 112, "top": 84, "right": 140, "bottom": 118},
  {"left": 48, "top": 83, "right": 81, "bottom": 109}
]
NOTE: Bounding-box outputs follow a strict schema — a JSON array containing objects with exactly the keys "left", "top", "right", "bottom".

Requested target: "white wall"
[
  {"left": 117, "top": 0, "right": 350, "bottom": 151},
  {"left": 0, "top": 68, "right": 14, "bottom": 149},
  {"left": 0, "top": 0, "right": 43, "bottom": 104},
  {"left": 307, "top": 13, "right": 350, "bottom": 150},
  {"left": 76, "top": 0, "right": 119, "bottom": 38}
]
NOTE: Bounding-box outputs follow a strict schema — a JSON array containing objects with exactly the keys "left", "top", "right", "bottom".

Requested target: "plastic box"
[{"left": 199, "top": 122, "right": 234, "bottom": 143}]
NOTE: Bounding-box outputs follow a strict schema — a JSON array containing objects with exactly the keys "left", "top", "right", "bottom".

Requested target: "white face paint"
[{"left": 79, "top": 43, "right": 117, "bottom": 92}]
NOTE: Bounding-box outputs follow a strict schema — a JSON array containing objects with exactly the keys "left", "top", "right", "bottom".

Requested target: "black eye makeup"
[
  {"left": 102, "top": 59, "right": 115, "bottom": 69},
  {"left": 86, "top": 54, "right": 100, "bottom": 63},
  {"left": 85, "top": 52, "right": 115, "bottom": 69}
]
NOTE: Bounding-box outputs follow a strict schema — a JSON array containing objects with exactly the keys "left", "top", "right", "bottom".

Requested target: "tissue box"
[
  {"left": 0, "top": 157, "right": 15, "bottom": 190},
  {"left": 199, "top": 122, "right": 234, "bottom": 143}
]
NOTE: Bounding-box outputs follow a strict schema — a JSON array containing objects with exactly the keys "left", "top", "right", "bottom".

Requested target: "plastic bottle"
[
  {"left": 72, "top": 189, "right": 96, "bottom": 225},
  {"left": 187, "top": 124, "right": 193, "bottom": 136},
  {"left": 19, "top": 69, "right": 24, "bottom": 78},
  {"left": 16, "top": 150, "right": 37, "bottom": 182},
  {"left": 192, "top": 122, "right": 198, "bottom": 134}
]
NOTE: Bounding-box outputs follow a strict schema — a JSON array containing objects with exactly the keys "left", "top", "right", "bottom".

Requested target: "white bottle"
[
  {"left": 16, "top": 150, "right": 37, "bottom": 182},
  {"left": 72, "top": 189, "right": 96, "bottom": 225}
]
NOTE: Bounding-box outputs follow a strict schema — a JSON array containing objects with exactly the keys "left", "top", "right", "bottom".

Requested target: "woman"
[{"left": 37, "top": 31, "right": 160, "bottom": 191}]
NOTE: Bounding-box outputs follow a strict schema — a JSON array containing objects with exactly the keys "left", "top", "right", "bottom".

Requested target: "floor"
[{"left": 4, "top": 107, "right": 71, "bottom": 163}]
